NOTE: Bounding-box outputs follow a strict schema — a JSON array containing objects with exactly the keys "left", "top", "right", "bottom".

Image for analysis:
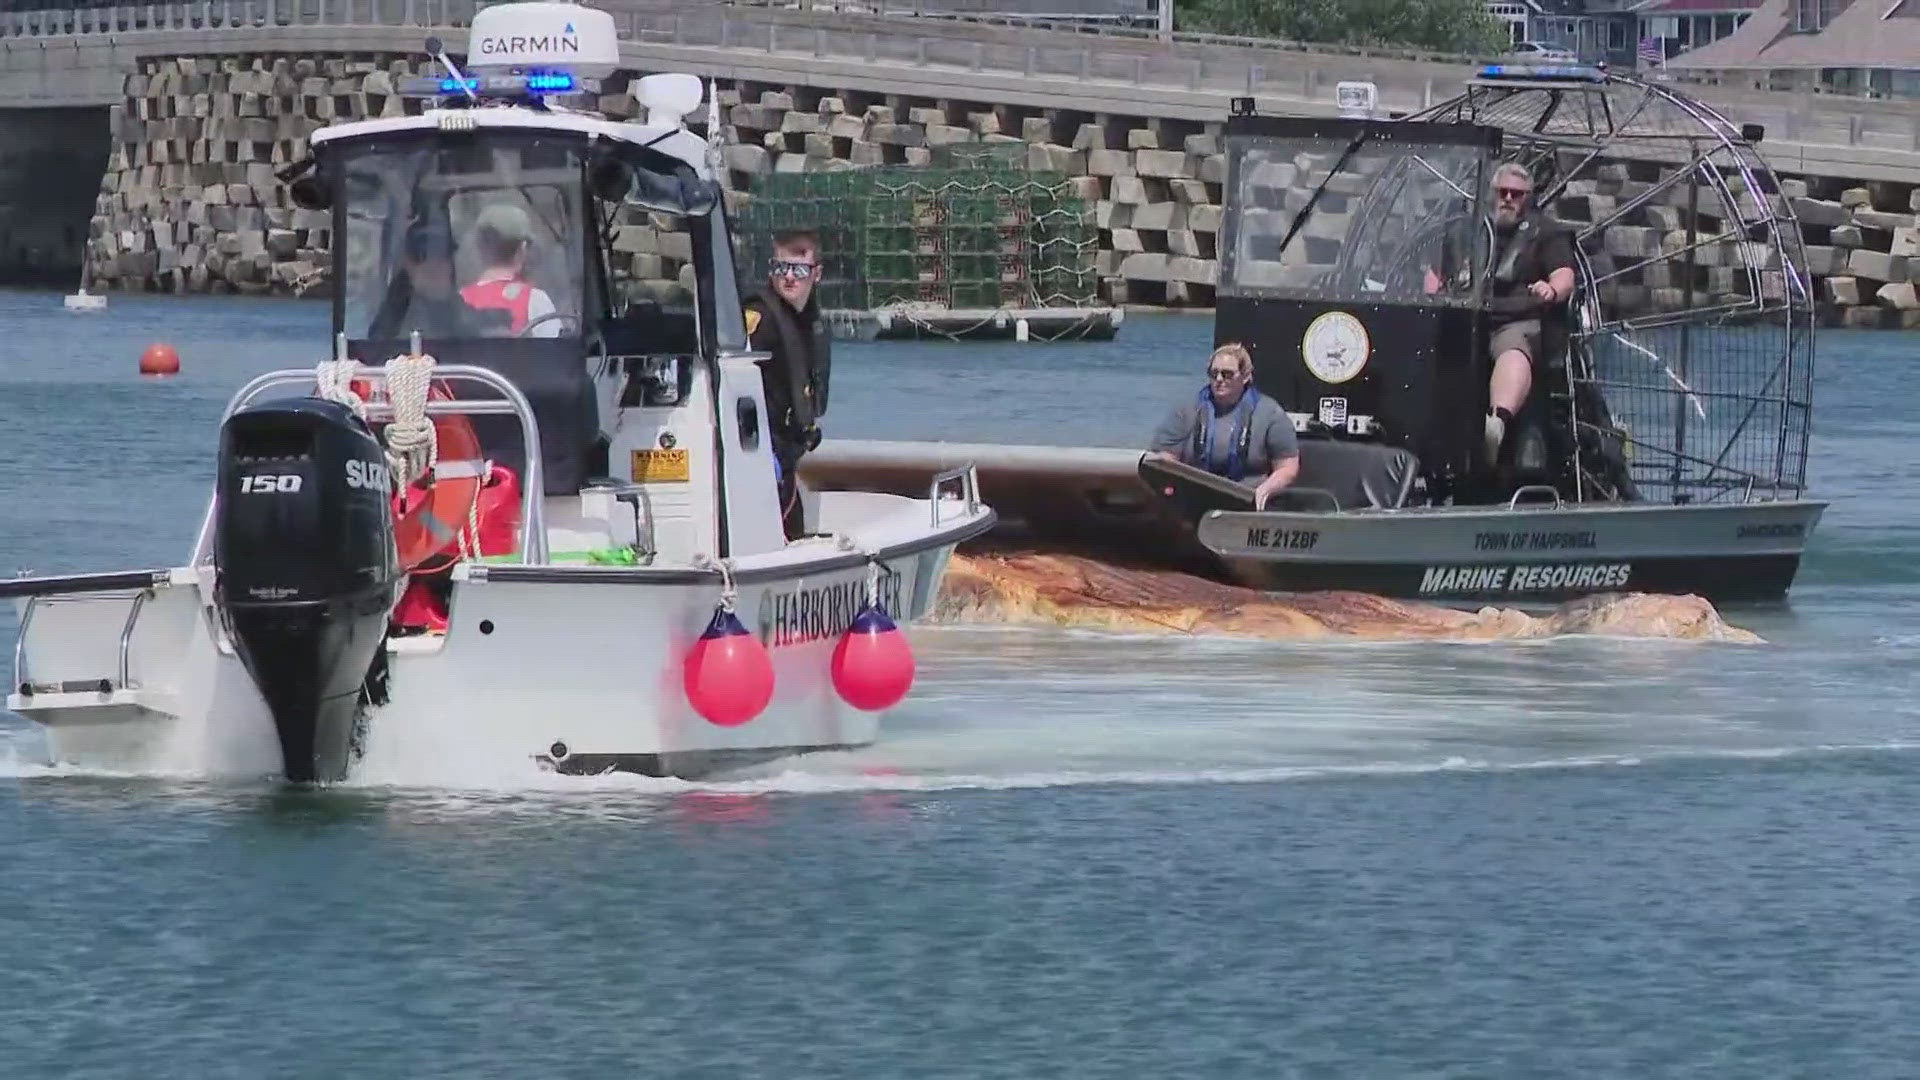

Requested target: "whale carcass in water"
[{"left": 933, "top": 552, "right": 1762, "bottom": 644}]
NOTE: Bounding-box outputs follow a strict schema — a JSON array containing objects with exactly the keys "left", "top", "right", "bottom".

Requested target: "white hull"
[{"left": 9, "top": 489, "right": 989, "bottom": 781}]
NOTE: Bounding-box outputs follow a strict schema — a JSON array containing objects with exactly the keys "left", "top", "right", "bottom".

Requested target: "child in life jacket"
[{"left": 460, "top": 202, "right": 565, "bottom": 338}]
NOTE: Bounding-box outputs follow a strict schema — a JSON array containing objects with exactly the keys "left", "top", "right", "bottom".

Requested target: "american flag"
[{"left": 1637, "top": 36, "right": 1665, "bottom": 66}]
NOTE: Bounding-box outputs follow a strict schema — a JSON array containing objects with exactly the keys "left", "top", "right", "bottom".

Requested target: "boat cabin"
[
  {"left": 1215, "top": 74, "right": 1635, "bottom": 510},
  {"left": 284, "top": 3, "right": 793, "bottom": 566}
]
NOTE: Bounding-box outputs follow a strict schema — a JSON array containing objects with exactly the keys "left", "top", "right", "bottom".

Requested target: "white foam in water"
[{"left": 331, "top": 743, "right": 1920, "bottom": 813}]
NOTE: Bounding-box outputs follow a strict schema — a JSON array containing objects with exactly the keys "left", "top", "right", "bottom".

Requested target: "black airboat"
[{"left": 805, "top": 63, "right": 1823, "bottom": 603}]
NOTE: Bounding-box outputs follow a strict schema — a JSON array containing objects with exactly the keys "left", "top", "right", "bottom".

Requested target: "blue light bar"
[
  {"left": 1478, "top": 62, "right": 1607, "bottom": 82},
  {"left": 397, "top": 71, "right": 584, "bottom": 99}
]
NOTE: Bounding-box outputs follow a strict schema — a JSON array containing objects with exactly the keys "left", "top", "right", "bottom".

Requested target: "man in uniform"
[
  {"left": 369, "top": 219, "right": 475, "bottom": 340},
  {"left": 1425, "top": 161, "right": 1577, "bottom": 462},
  {"left": 744, "top": 229, "right": 832, "bottom": 541}
]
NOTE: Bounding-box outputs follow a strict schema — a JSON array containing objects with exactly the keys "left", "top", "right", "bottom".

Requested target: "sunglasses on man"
[
  {"left": 771, "top": 259, "right": 817, "bottom": 280},
  {"left": 1207, "top": 367, "right": 1241, "bottom": 381}
]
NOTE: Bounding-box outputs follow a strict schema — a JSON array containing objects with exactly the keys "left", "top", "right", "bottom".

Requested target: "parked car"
[{"left": 1504, "top": 41, "right": 1579, "bottom": 63}]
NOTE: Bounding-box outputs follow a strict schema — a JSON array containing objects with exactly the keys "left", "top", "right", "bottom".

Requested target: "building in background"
[
  {"left": 1632, "top": 0, "right": 1760, "bottom": 66},
  {"left": 1659, "top": 0, "right": 1920, "bottom": 97},
  {"left": 1485, "top": 0, "right": 1643, "bottom": 68}
]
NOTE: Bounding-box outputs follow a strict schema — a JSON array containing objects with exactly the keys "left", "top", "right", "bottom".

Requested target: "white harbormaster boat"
[{"left": 6, "top": 3, "right": 995, "bottom": 782}]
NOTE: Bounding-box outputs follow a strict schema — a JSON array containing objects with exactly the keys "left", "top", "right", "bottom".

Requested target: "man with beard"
[
  {"left": 1425, "top": 161, "right": 1576, "bottom": 462},
  {"left": 744, "top": 229, "right": 832, "bottom": 541}
]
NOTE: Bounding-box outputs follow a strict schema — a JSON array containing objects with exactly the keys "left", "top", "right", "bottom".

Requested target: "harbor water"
[{"left": 3, "top": 290, "right": 1918, "bottom": 1076}]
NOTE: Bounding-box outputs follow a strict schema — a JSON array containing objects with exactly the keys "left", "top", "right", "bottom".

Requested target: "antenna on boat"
[
  {"left": 424, "top": 35, "right": 478, "bottom": 103},
  {"left": 706, "top": 77, "right": 723, "bottom": 175}
]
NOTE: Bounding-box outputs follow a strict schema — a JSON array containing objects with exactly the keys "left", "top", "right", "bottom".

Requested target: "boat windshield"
[
  {"left": 1222, "top": 134, "right": 1489, "bottom": 307},
  {"left": 337, "top": 134, "right": 589, "bottom": 342}
]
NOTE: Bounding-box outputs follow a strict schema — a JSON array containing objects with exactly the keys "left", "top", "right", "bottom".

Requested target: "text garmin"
[
  {"left": 757, "top": 569, "right": 907, "bottom": 648},
  {"left": 1418, "top": 562, "right": 1633, "bottom": 594},
  {"left": 477, "top": 33, "right": 580, "bottom": 56}
]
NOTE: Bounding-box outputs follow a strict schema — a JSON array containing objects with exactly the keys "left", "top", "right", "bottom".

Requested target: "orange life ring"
[{"left": 386, "top": 383, "right": 486, "bottom": 573}]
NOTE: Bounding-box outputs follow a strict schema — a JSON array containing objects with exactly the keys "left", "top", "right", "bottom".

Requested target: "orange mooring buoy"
[{"left": 138, "top": 343, "right": 180, "bottom": 377}]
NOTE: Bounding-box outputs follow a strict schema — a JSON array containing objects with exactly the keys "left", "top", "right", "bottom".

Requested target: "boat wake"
[
  {"left": 8, "top": 726, "right": 1917, "bottom": 813},
  {"left": 932, "top": 552, "right": 1764, "bottom": 644}
]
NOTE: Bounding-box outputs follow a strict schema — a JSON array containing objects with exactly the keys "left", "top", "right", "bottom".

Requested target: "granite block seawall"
[{"left": 81, "top": 53, "right": 1920, "bottom": 328}]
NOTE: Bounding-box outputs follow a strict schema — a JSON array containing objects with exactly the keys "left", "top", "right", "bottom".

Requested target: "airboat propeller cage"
[{"left": 1216, "top": 65, "right": 1814, "bottom": 508}]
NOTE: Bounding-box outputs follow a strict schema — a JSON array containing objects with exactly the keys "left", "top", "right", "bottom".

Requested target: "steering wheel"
[{"left": 517, "top": 311, "right": 582, "bottom": 338}]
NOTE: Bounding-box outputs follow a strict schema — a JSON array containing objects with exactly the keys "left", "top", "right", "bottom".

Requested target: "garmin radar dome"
[{"left": 465, "top": 2, "right": 618, "bottom": 77}]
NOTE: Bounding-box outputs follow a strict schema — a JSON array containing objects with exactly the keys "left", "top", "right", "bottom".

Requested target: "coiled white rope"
[
  {"left": 314, "top": 358, "right": 365, "bottom": 418},
  {"left": 383, "top": 349, "right": 438, "bottom": 489}
]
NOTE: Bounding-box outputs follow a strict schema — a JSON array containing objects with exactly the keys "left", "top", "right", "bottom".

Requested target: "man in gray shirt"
[{"left": 1148, "top": 342, "right": 1300, "bottom": 510}]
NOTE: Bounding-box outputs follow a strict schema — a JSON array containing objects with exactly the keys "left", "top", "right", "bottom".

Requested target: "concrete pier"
[{"left": 1, "top": 2, "right": 1917, "bottom": 324}]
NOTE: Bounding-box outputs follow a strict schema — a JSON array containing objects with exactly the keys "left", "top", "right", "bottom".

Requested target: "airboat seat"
[
  {"left": 1503, "top": 296, "right": 1575, "bottom": 487},
  {"left": 1280, "top": 439, "right": 1421, "bottom": 511}
]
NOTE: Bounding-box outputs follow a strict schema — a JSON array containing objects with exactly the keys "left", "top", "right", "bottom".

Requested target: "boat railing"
[
  {"left": 12, "top": 585, "right": 154, "bottom": 696},
  {"left": 1507, "top": 485, "right": 1564, "bottom": 510},
  {"left": 189, "top": 364, "right": 550, "bottom": 566},
  {"left": 1282, "top": 487, "right": 1343, "bottom": 513}
]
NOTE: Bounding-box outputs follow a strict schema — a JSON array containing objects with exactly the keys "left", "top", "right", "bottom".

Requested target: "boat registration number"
[{"left": 631, "top": 448, "right": 689, "bottom": 483}]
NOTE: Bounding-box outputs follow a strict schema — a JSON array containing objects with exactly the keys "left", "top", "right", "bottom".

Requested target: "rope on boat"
[
  {"left": 314, "top": 358, "right": 365, "bottom": 418},
  {"left": 456, "top": 465, "right": 487, "bottom": 564},
  {"left": 826, "top": 533, "right": 888, "bottom": 610},
  {"left": 693, "top": 552, "right": 739, "bottom": 612},
  {"left": 383, "top": 347, "right": 438, "bottom": 489}
]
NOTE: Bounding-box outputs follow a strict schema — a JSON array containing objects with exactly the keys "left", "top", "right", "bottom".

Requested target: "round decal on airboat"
[{"left": 1300, "top": 310, "right": 1371, "bottom": 384}]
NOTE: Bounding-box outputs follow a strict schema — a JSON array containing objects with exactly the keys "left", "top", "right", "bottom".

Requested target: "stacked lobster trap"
[{"left": 736, "top": 143, "right": 1100, "bottom": 312}]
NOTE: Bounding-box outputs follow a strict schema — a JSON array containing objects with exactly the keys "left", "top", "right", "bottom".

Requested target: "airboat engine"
[{"left": 213, "top": 397, "right": 401, "bottom": 783}]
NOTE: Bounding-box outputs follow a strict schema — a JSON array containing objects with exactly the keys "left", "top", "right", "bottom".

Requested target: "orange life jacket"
[{"left": 460, "top": 278, "right": 535, "bottom": 334}]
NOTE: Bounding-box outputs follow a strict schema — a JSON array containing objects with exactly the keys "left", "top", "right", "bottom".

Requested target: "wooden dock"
[{"left": 824, "top": 306, "right": 1123, "bottom": 343}]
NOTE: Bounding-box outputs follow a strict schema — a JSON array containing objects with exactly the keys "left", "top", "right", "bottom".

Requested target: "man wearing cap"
[
  {"left": 744, "top": 228, "right": 832, "bottom": 541},
  {"left": 461, "top": 202, "right": 565, "bottom": 338},
  {"left": 370, "top": 221, "right": 474, "bottom": 339}
]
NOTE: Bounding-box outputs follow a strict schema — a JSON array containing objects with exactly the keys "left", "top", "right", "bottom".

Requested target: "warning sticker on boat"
[{"left": 631, "top": 448, "right": 689, "bottom": 483}]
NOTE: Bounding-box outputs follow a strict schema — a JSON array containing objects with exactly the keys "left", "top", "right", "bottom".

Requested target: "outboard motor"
[{"left": 213, "top": 397, "right": 401, "bottom": 783}]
